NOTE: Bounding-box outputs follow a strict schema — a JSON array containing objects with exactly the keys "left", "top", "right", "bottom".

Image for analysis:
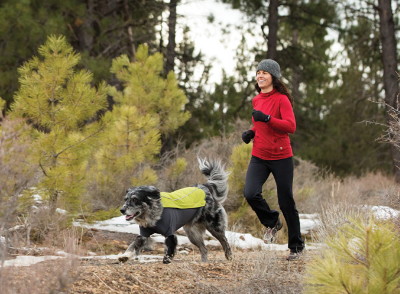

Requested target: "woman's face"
[{"left": 256, "top": 70, "right": 273, "bottom": 93}]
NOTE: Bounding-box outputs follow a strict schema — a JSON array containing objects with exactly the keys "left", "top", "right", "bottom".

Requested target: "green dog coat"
[{"left": 160, "top": 187, "right": 206, "bottom": 209}]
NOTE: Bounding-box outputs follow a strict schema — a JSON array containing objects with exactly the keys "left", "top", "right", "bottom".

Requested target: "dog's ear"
[
  {"left": 126, "top": 187, "right": 137, "bottom": 195},
  {"left": 146, "top": 186, "right": 159, "bottom": 192},
  {"left": 142, "top": 186, "right": 160, "bottom": 199}
]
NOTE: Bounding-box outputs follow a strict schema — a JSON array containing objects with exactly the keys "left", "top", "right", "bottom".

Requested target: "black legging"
[{"left": 244, "top": 155, "right": 304, "bottom": 252}]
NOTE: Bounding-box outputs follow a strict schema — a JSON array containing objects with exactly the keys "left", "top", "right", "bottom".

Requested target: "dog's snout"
[{"left": 120, "top": 207, "right": 126, "bottom": 214}]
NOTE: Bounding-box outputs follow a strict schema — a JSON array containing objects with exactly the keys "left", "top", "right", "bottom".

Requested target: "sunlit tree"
[
  {"left": 86, "top": 45, "right": 190, "bottom": 208},
  {"left": 11, "top": 35, "right": 108, "bottom": 212}
]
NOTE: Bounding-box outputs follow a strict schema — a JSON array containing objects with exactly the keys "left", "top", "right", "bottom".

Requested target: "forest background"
[
  {"left": 0, "top": 0, "right": 400, "bottom": 292},
  {"left": 0, "top": 0, "right": 399, "bottom": 247}
]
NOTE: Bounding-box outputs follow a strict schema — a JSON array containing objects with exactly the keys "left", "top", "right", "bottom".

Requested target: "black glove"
[
  {"left": 242, "top": 130, "right": 255, "bottom": 144},
  {"left": 252, "top": 110, "right": 271, "bottom": 122}
]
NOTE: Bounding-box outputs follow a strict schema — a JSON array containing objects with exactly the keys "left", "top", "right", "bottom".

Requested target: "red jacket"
[{"left": 251, "top": 89, "right": 295, "bottom": 160}]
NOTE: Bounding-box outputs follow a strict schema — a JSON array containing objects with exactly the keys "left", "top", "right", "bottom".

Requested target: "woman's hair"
[{"left": 255, "top": 76, "right": 293, "bottom": 106}]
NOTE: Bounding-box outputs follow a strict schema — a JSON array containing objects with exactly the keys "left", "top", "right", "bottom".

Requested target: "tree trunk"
[
  {"left": 165, "top": 0, "right": 178, "bottom": 75},
  {"left": 75, "top": 0, "right": 95, "bottom": 52},
  {"left": 124, "top": 0, "right": 136, "bottom": 59},
  {"left": 291, "top": 28, "right": 301, "bottom": 101},
  {"left": 267, "top": 0, "right": 279, "bottom": 59},
  {"left": 290, "top": 0, "right": 301, "bottom": 100},
  {"left": 377, "top": 0, "right": 400, "bottom": 182},
  {"left": 161, "top": 0, "right": 178, "bottom": 152}
]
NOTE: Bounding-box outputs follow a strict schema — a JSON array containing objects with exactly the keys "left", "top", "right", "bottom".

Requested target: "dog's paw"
[{"left": 118, "top": 256, "right": 129, "bottom": 263}]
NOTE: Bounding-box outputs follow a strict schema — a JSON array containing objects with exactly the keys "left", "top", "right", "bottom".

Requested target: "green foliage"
[
  {"left": 75, "top": 0, "right": 164, "bottom": 75},
  {"left": 0, "top": 97, "right": 5, "bottom": 113},
  {"left": 0, "top": 0, "right": 80, "bottom": 105},
  {"left": 84, "top": 208, "right": 121, "bottom": 223},
  {"left": 109, "top": 45, "right": 190, "bottom": 135},
  {"left": 295, "top": 21, "right": 391, "bottom": 176},
  {"left": 166, "top": 157, "right": 188, "bottom": 178},
  {"left": 163, "top": 157, "right": 188, "bottom": 190},
  {"left": 86, "top": 45, "right": 191, "bottom": 209},
  {"left": 12, "top": 35, "right": 108, "bottom": 131},
  {"left": 10, "top": 35, "right": 109, "bottom": 213},
  {"left": 229, "top": 143, "right": 252, "bottom": 197},
  {"left": 228, "top": 142, "right": 278, "bottom": 209},
  {"left": 16, "top": 189, "right": 42, "bottom": 215},
  {"left": 94, "top": 106, "right": 160, "bottom": 171},
  {"left": 305, "top": 217, "right": 400, "bottom": 294},
  {"left": 296, "top": 86, "right": 391, "bottom": 176},
  {"left": 228, "top": 143, "right": 268, "bottom": 237},
  {"left": 131, "top": 166, "right": 158, "bottom": 187},
  {"left": 0, "top": 0, "right": 165, "bottom": 107}
]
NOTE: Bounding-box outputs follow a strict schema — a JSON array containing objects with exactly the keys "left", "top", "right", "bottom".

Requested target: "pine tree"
[
  {"left": 305, "top": 217, "right": 400, "bottom": 294},
  {"left": 86, "top": 45, "right": 190, "bottom": 208},
  {"left": 0, "top": 97, "right": 5, "bottom": 116},
  {"left": 110, "top": 45, "right": 190, "bottom": 134},
  {"left": 10, "top": 35, "right": 108, "bottom": 213},
  {"left": 296, "top": 7, "right": 392, "bottom": 176}
]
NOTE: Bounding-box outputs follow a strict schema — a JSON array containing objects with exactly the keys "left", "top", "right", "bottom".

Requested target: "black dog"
[{"left": 119, "top": 158, "right": 232, "bottom": 264}]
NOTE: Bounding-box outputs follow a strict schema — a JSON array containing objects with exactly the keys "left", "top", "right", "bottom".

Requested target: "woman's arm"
[{"left": 268, "top": 97, "right": 296, "bottom": 134}]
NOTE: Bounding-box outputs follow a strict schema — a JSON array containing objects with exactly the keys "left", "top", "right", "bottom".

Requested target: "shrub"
[
  {"left": 305, "top": 217, "right": 400, "bottom": 294},
  {"left": 162, "top": 157, "right": 188, "bottom": 191}
]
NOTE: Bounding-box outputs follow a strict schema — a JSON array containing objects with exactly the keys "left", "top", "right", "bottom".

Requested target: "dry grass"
[
  {"left": 229, "top": 250, "right": 307, "bottom": 294},
  {"left": 67, "top": 248, "right": 308, "bottom": 294},
  {"left": 0, "top": 118, "right": 38, "bottom": 247},
  {"left": 0, "top": 229, "right": 81, "bottom": 294},
  {"left": 0, "top": 258, "right": 78, "bottom": 294},
  {"left": 157, "top": 131, "right": 241, "bottom": 192},
  {"left": 380, "top": 100, "right": 400, "bottom": 151},
  {"left": 293, "top": 162, "right": 399, "bottom": 214}
]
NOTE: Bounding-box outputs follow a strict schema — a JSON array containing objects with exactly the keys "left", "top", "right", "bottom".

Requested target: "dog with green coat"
[{"left": 119, "top": 158, "right": 232, "bottom": 264}]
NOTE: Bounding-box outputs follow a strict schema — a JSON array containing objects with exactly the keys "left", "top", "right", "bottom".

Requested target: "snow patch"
[
  {"left": 363, "top": 205, "right": 400, "bottom": 220},
  {"left": 2, "top": 255, "right": 63, "bottom": 267},
  {"left": 299, "top": 214, "right": 322, "bottom": 234}
]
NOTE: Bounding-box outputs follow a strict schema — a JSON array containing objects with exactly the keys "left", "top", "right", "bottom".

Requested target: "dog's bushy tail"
[{"left": 197, "top": 158, "right": 229, "bottom": 203}]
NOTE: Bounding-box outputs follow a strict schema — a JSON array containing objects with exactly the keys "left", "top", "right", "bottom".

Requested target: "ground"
[{"left": 1, "top": 229, "right": 311, "bottom": 294}]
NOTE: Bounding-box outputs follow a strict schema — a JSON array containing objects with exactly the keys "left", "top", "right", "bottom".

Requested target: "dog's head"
[{"left": 120, "top": 186, "right": 161, "bottom": 223}]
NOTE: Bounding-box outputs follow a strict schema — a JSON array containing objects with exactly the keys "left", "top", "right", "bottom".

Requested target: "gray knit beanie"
[{"left": 256, "top": 59, "right": 281, "bottom": 79}]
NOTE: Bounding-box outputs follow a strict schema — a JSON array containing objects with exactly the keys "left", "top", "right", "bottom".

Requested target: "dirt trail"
[
  {"left": 76, "top": 251, "right": 307, "bottom": 294},
  {"left": 1, "top": 230, "right": 310, "bottom": 294}
]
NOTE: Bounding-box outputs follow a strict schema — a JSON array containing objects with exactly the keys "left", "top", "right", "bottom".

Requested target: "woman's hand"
[
  {"left": 252, "top": 110, "right": 271, "bottom": 122},
  {"left": 242, "top": 130, "right": 255, "bottom": 144}
]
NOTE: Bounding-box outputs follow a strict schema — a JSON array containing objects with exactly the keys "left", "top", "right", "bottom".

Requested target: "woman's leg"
[
  {"left": 270, "top": 157, "right": 304, "bottom": 252},
  {"left": 244, "top": 156, "right": 279, "bottom": 228}
]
